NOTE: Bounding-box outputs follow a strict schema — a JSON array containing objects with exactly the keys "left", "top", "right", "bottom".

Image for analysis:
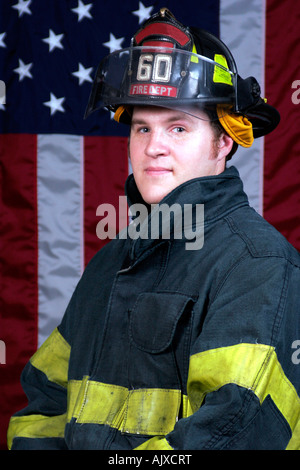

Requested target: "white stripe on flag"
[
  {"left": 220, "top": 0, "right": 266, "bottom": 214},
  {"left": 37, "top": 134, "right": 84, "bottom": 346}
]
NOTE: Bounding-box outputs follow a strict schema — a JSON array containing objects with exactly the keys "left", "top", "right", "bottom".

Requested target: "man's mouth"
[{"left": 145, "top": 166, "right": 172, "bottom": 176}]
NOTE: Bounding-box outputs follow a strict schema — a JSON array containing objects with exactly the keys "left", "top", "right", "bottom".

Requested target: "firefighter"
[{"left": 8, "top": 9, "right": 300, "bottom": 450}]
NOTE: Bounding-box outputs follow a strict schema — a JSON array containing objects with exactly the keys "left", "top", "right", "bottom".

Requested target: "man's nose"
[{"left": 145, "top": 130, "right": 169, "bottom": 158}]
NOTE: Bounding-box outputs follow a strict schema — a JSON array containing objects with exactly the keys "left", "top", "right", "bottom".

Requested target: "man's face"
[{"left": 129, "top": 106, "right": 232, "bottom": 204}]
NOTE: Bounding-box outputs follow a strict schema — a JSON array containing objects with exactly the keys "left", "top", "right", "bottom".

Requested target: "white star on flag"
[
  {"left": 43, "top": 93, "right": 65, "bottom": 115},
  {"left": 12, "top": 0, "right": 32, "bottom": 17},
  {"left": 71, "top": 0, "right": 93, "bottom": 22},
  {"left": 42, "top": 29, "right": 64, "bottom": 52},
  {"left": 132, "top": 2, "right": 153, "bottom": 24},
  {"left": 0, "top": 32, "right": 6, "bottom": 48},
  {"left": 14, "top": 59, "right": 33, "bottom": 81},
  {"left": 72, "top": 63, "right": 93, "bottom": 85},
  {"left": 103, "top": 33, "right": 125, "bottom": 53}
]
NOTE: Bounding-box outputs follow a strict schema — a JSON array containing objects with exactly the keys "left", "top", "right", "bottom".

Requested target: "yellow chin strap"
[{"left": 217, "top": 104, "right": 254, "bottom": 148}]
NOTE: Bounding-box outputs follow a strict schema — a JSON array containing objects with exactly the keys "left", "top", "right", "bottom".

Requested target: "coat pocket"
[{"left": 129, "top": 292, "right": 194, "bottom": 353}]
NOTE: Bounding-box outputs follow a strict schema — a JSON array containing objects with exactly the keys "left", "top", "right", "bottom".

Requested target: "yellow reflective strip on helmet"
[
  {"left": 30, "top": 328, "right": 70, "bottom": 388},
  {"left": 67, "top": 379, "right": 181, "bottom": 436},
  {"left": 7, "top": 413, "right": 66, "bottom": 449},
  {"left": 213, "top": 54, "right": 233, "bottom": 86},
  {"left": 190, "top": 43, "right": 199, "bottom": 63},
  {"left": 188, "top": 343, "right": 300, "bottom": 448}
]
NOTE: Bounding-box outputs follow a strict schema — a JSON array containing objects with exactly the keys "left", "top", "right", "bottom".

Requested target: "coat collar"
[{"left": 124, "top": 166, "right": 249, "bottom": 260}]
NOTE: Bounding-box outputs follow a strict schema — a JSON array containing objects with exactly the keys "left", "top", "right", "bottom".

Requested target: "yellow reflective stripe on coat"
[
  {"left": 67, "top": 379, "right": 181, "bottom": 436},
  {"left": 7, "top": 413, "right": 66, "bottom": 449},
  {"left": 7, "top": 328, "right": 70, "bottom": 449},
  {"left": 30, "top": 327, "right": 70, "bottom": 388},
  {"left": 188, "top": 343, "right": 300, "bottom": 449},
  {"left": 134, "top": 436, "right": 173, "bottom": 450}
]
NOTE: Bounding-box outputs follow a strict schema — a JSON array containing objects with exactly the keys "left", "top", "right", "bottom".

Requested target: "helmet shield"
[{"left": 85, "top": 46, "right": 237, "bottom": 121}]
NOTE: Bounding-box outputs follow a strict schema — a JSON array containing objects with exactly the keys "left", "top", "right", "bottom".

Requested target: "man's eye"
[
  {"left": 173, "top": 127, "right": 185, "bottom": 133},
  {"left": 139, "top": 127, "right": 149, "bottom": 133}
]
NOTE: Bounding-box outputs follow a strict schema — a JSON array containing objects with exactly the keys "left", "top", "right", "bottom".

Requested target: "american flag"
[{"left": 0, "top": 0, "right": 299, "bottom": 449}]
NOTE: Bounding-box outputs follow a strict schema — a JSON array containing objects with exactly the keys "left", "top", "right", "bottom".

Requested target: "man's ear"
[{"left": 217, "top": 133, "right": 234, "bottom": 162}]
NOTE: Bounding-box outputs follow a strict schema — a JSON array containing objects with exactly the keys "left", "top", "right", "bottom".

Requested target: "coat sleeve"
[
  {"left": 135, "top": 255, "right": 300, "bottom": 450},
  {"left": 7, "top": 327, "right": 70, "bottom": 450}
]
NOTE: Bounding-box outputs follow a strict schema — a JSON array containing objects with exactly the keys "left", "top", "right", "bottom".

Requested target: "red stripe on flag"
[
  {"left": 0, "top": 134, "right": 38, "bottom": 449},
  {"left": 84, "top": 136, "right": 129, "bottom": 266},
  {"left": 264, "top": 0, "right": 300, "bottom": 251}
]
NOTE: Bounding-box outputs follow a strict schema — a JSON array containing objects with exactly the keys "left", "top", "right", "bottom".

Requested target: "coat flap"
[{"left": 129, "top": 292, "right": 193, "bottom": 353}]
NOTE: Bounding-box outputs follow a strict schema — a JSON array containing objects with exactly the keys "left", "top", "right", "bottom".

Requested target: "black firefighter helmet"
[{"left": 85, "top": 8, "right": 280, "bottom": 147}]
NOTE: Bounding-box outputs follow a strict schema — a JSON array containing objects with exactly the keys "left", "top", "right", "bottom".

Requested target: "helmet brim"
[
  {"left": 84, "top": 46, "right": 237, "bottom": 120},
  {"left": 246, "top": 100, "right": 280, "bottom": 138}
]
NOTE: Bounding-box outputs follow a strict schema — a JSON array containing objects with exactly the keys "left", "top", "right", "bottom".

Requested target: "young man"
[
  {"left": 8, "top": 9, "right": 300, "bottom": 450},
  {"left": 129, "top": 106, "right": 233, "bottom": 205}
]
